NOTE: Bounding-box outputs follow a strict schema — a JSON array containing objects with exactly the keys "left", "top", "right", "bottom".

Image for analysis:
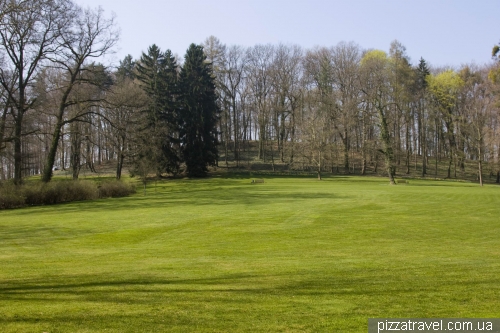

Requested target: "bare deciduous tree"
[
  {"left": 41, "top": 5, "right": 118, "bottom": 182},
  {"left": 0, "top": 0, "right": 73, "bottom": 183},
  {"left": 246, "top": 44, "right": 274, "bottom": 161},
  {"left": 360, "top": 50, "right": 396, "bottom": 184},
  {"left": 105, "top": 77, "right": 147, "bottom": 179}
]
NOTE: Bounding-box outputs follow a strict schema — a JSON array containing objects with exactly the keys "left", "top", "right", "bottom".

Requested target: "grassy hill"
[{"left": 0, "top": 175, "right": 499, "bottom": 332}]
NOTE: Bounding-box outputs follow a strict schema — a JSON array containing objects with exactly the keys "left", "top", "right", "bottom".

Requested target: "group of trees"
[
  {"left": 0, "top": 0, "right": 219, "bottom": 184},
  {"left": 125, "top": 43, "right": 219, "bottom": 179},
  {"left": 1, "top": 1, "right": 499, "bottom": 185},
  {"left": 204, "top": 37, "right": 500, "bottom": 185},
  {"left": 0, "top": 0, "right": 119, "bottom": 184}
]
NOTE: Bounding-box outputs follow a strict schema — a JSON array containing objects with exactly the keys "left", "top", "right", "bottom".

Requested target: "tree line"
[
  {"left": 1, "top": 1, "right": 499, "bottom": 185},
  {"left": 204, "top": 36, "right": 500, "bottom": 185}
]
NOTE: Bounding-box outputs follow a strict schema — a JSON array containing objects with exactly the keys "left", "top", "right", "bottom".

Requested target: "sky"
[{"left": 74, "top": 0, "right": 499, "bottom": 68}]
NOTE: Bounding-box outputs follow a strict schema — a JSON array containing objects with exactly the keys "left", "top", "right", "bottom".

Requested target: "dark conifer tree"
[
  {"left": 415, "top": 57, "right": 431, "bottom": 176},
  {"left": 416, "top": 57, "right": 430, "bottom": 90},
  {"left": 116, "top": 54, "right": 136, "bottom": 81},
  {"left": 135, "top": 45, "right": 180, "bottom": 175},
  {"left": 178, "top": 44, "right": 220, "bottom": 177}
]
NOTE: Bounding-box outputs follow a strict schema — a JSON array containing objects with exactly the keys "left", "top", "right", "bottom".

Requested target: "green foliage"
[
  {"left": 136, "top": 45, "right": 179, "bottom": 125},
  {"left": 493, "top": 45, "right": 500, "bottom": 58},
  {"left": 360, "top": 49, "right": 388, "bottom": 66},
  {"left": 426, "top": 70, "right": 464, "bottom": 111},
  {"left": 0, "top": 177, "right": 499, "bottom": 331},
  {"left": 85, "top": 63, "right": 114, "bottom": 90},
  {"left": 132, "top": 43, "right": 220, "bottom": 179},
  {"left": 416, "top": 57, "right": 430, "bottom": 89},
  {"left": 116, "top": 54, "right": 136, "bottom": 81},
  {"left": 488, "top": 65, "right": 500, "bottom": 83},
  {"left": 178, "top": 44, "right": 220, "bottom": 177},
  {"left": 135, "top": 45, "right": 180, "bottom": 175}
]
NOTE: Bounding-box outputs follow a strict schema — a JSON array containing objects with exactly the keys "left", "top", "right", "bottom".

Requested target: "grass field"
[{"left": 0, "top": 175, "right": 499, "bottom": 332}]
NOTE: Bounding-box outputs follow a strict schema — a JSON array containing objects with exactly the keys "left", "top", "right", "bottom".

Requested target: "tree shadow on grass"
[
  {"left": 13, "top": 186, "right": 348, "bottom": 215},
  {"left": 1, "top": 176, "right": 358, "bottom": 215},
  {"left": 1, "top": 270, "right": 495, "bottom": 331},
  {"left": 1, "top": 267, "right": 481, "bottom": 302}
]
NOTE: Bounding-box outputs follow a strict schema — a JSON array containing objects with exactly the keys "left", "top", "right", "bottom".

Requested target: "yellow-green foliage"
[
  {"left": 360, "top": 50, "right": 390, "bottom": 86},
  {"left": 426, "top": 70, "right": 464, "bottom": 110},
  {"left": 488, "top": 65, "right": 500, "bottom": 84},
  {"left": 492, "top": 45, "right": 500, "bottom": 58},
  {"left": 360, "top": 49, "right": 388, "bottom": 67}
]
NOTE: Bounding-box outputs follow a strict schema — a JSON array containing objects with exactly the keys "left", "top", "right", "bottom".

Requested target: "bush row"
[{"left": 0, "top": 180, "right": 136, "bottom": 210}]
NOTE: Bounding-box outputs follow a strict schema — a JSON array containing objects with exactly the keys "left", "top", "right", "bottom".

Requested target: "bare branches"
[{"left": 39, "top": 4, "right": 118, "bottom": 182}]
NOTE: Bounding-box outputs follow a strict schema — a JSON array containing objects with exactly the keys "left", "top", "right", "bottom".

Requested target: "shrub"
[
  {"left": 0, "top": 183, "right": 25, "bottom": 209},
  {"left": 98, "top": 181, "right": 136, "bottom": 198},
  {"left": 0, "top": 179, "right": 135, "bottom": 210},
  {"left": 59, "top": 181, "right": 98, "bottom": 202},
  {"left": 24, "top": 181, "right": 98, "bottom": 206}
]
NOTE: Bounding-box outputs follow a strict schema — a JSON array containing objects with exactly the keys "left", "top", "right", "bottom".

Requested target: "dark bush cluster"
[
  {"left": 98, "top": 181, "right": 136, "bottom": 198},
  {"left": 0, "top": 180, "right": 135, "bottom": 210},
  {"left": 0, "top": 183, "right": 26, "bottom": 209},
  {"left": 23, "top": 181, "right": 99, "bottom": 206}
]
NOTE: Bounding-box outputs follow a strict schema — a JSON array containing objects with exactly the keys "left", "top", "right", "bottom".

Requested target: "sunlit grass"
[{"left": 0, "top": 175, "right": 499, "bottom": 332}]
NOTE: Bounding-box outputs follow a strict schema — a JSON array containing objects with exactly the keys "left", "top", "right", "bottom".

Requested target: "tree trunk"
[
  {"left": 478, "top": 145, "right": 483, "bottom": 187},
  {"left": 232, "top": 97, "right": 239, "bottom": 164},
  {"left": 317, "top": 149, "right": 322, "bottom": 180},
  {"left": 289, "top": 112, "right": 295, "bottom": 165},
  {"left": 377, "top": 105, "right": 395, "bottom": 185},
  {"left": 42, "top": 120, "right": 63, "bottom": 182},
  {"left": 447, "top": 156, "right": 452, "bottom": 179},
  {"left": 262, "top": 119, "right": 268, "bottom": 164},
  {"left": 280, "top": 111, "right": 286, "bottom": 163},
  {"left": 269, "top": 137, "right": 275, "bottom": 172},
  {"left": 13, "top": 112, "right": 23, "bottom": 184},
  {"left": 85, "top": 118, "right": 96, "bottom": 173},
  {"left": 386, "top": 155, "right": 396, "bottom": 185},
  {"left": 0, "top": 103, "right": 9, "bottom": 153},
  {"left": 422, "top": 144, "right": 427, "bottom": 177},
  {"left": 405, "top": 120, "right": 411, "bottom": 174},
  {"left": 60, "top": 128, "right": 67, "bottom": 170},
  {"left": 343, "top": 130, "right": 349, "bottom": 174},
  {"left": 116, "top": 149, "right": 124, "bottom": 180},
  {"left": 71, "top": 122, "right": 81, "bottom": 180}
]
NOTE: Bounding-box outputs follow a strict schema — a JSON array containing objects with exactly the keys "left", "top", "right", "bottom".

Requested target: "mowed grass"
[{"left": 0, "top": 175, "right": 499, "bottom": 332}]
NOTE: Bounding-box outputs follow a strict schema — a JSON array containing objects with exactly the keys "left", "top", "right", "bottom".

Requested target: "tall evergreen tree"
[
  {"left": 116, "top": 54, "right": 136, "bottom": 81},
  {"left": 415, "top": 57, "right": 430, "bottom": 176},
  {"left": 135, "top": 45, "right": 179, "bottom": 175},
  {"left": 416, "top": 57, "right": 430, "bottom": 90},
  {"left": 178, "top": 44, "right": 220, "bottom": 177}
]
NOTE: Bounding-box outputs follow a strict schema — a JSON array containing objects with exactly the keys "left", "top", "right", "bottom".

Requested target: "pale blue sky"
[{"left": 75, "top": 0, "right": 499, "bottom": 68}]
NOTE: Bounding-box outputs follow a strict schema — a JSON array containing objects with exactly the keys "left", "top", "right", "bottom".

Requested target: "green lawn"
[{"left": 0, "top": 175, "right": 499, "bottom": 332}]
